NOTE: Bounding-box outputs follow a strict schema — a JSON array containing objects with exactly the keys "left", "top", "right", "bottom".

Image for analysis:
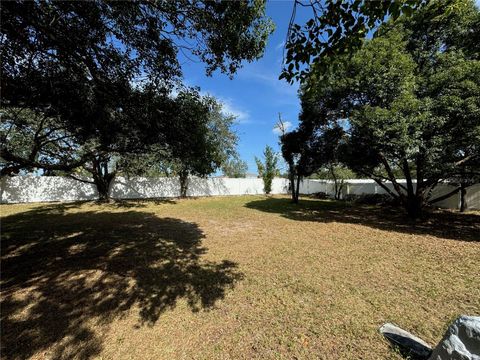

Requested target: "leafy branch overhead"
[
  {"left": 280, "top": 0, "right": 427, "bottom": 84},
  {"left": 1, "top": 0, "right": 273, "bottom": 153},
  {"left": 286, "top": 0, "right": 480, "bottom": 218},
  {"left": 1, "top": 0, "right": 272, "bottom": 199}
]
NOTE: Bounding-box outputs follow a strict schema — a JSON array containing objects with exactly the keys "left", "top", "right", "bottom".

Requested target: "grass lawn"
[{"left": 1, "top": 195, "right": 479, "bottom": 359}]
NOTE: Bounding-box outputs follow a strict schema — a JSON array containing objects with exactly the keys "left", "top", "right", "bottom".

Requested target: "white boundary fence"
[
  {"left": 297, "top": 179, "right": 480, "bottom": 210},
  {"left": 0, "top": 176, "right": 289, "bottom": 203},
  {"left": 1, "top": 176, "right": 479, "bottom": 210}
]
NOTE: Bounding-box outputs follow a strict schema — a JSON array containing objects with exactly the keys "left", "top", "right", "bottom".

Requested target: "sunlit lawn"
[{"left": 1, "top": 195, "right": 479, "bottom": 359}]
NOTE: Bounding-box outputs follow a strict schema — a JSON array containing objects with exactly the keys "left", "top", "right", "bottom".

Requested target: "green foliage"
[
  {"left": 280, "top": 107, "right": 344, "bottom": 203},
  {"left": 222, "top": 157, "right": 248, "bottom": 178},
  {"left": 312, "top": 166, "right": 356, "bottom": 200},
  {"left": 119, "top": 89, "right": 242, "bottom": 196},
  {"left": 295, "top": 0, "right": 480, "bottom": 218},
  {"left": 281, "top": 0, "right": 426, "bottom": 83},
  {"left": 0, "top": 108, "right": 90, "bottom": 176},
  {"left": 117, "top": 147, "right": 172, "bottom": 178},
  {"left": 313, "top": 166, "right": 356, "bottom": 180},
  {"left": 1, "top": 1, "right": 273, "bottom": 173},
  {"left": 255, "top": 145, "right": 278, "bottom": 194},
  {"left": 167, "top": 89, "right": 240, "bottom": 177},
  {"left": 1, "top": 89, "right": 240, "bottom": 200}
]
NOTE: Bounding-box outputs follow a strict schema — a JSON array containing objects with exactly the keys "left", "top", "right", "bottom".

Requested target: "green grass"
[{"left": 1, "top": 195, "right": 479, "bottom": 359}]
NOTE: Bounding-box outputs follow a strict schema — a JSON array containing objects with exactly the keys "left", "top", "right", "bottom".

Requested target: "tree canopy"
[
  {"left": 1, "top": 87, "right": 243, "bottom": 200},
  {"left": 0, "top": 108, "right": 87, "bottom": 176},
  {"left": 112, "top": 89, "right": 242, "bottom": 198},
  {"left": 222, "top": 157, "right": 248, "bottom": 178},
  {"left": 280, "top": 117, "right": 343, "bottom": 203},
  {"left": 1, "top": 1, "right": 273, "bottom": 176},
  {"left": 290, "top": 0, "right": 480, "bottom": 218},
  {"left": 280, "top": 0, "right": 427, "bottom": 83},
  {"left": 255, "top": 145, "right": 279, "bottom": 194},
  {"left": 163, "top": 90, "right": 241, "bottom": 197}
]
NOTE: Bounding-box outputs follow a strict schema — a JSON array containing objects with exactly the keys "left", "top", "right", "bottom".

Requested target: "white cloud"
[
  {"left": 275, "top": 41, "right": 285, "bottom": 51},
  {"left": 220, "top": 99, "right": 250, "bottom": 124},
  {"left": 272, "top": 120, "right": 292, "bottom": 135},
  {"left": 199, "top": 89, "right": 251, "bottom": 124}
]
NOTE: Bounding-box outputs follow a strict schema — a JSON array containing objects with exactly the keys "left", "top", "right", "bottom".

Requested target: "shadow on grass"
[
  {"left": 245, "top": 197, "right": 480, "bottom": 242},
  {"left": 109, "top": 197, "right": 177, "bottom": 208},
  {"left": 1, "top": 205, "right": 242, "bottom": 359}
]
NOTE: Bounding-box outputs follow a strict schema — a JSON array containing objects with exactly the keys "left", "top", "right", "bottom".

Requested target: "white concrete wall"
[
  {"left": 0, "top": 176, "right": 98, "bottom": 203},
  {"left": 429, "top": 183, "right": 480, "bottom": 210},
  {"left": 1, "top": 176, "right": 478, "bottom": 210},
  {"left": 298, "top": 179, "right": 479, "bottom": 210},
  {"left": 0, "top": 176, "right": 289, "bottom": 204}
]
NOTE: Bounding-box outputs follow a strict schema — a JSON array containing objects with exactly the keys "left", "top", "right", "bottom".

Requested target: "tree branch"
[
  {"left": 378, "top": 152, "right": 406, "bottom": 198},
  {"left": 1, "top": 147, "right": 88, "bottom": 172},
  {"left": 67, "top": 174, "right": 95, "bottom": 185}
]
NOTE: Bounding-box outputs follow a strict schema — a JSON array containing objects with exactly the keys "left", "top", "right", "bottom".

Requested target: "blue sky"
[
  {"left": 182, "top": 0, "right": 480, "bottom": 174},
  {"left": 181, "top": 1, "right": 308, "bottom": 174}
]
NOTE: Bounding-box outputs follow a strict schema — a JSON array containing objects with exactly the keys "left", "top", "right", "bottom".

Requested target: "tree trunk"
[
  {"left": 94, "top": 176, "right": 113, "bottom": 201},
  {"left": 329, "top": 165, "right": 339, "bottom": 200},
  {"left": 91, "top": 157, "right": 115, "bottom": 202},
  {"left": 294, "top": 174, "right": 301, "bottom": 204},
  {"left": 328, "top": 165, "right": 344, "bottom": 200},
  {"left": 289, "top": 174, "right": 300, "bottom": 204},
  {"left": 179, "top": 170, "right": 189, "bottom": 198},
  {"left": 335, "top": 179, "right": 344, "bottom": 200},
  {"left": 288, "top": 161, "right": 297, "bottom": 203},
  {"left": 460, "top": 181, "right": 467, "bottom": 212},
  {"left": 405, "top": 195, "right": 423, "bottom": 220}
]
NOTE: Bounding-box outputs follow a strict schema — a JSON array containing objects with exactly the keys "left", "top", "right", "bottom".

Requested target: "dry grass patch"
[{"left": 1, "top": 195, "right": 479, "bottom": 359}]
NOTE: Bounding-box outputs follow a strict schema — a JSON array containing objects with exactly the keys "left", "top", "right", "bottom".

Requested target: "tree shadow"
[
  {"left": 1, "top": 205, "right": 242, "bottom": 359},
  {"left": 111, "top": 177, "right": 181, "bottom": 199},
  {"left": 109, "top": 198, "right": 177, "bottom": 208},
  {"left": 245, "top": 197, "right": 480, "bottom": 242}
]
